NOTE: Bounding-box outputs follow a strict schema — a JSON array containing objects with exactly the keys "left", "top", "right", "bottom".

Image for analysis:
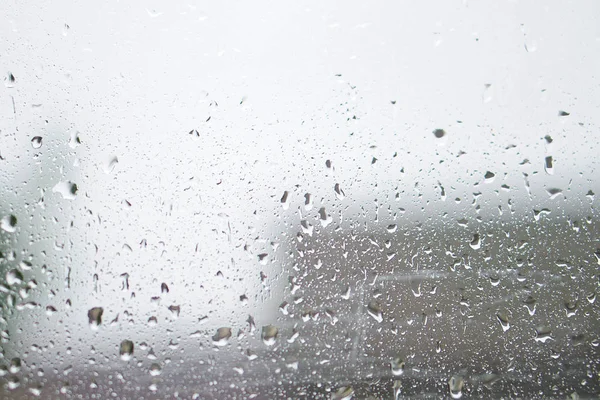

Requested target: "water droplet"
[
  {"left": 586, "top": 292, "right": 596, "bottom": 304},
  {"left": 6, "top": 376, "right": 20, "bottom": 390},
  {"left": 558, "top": 110, "right": 570, "bottom": 117},
  {"left": 484, "top": 171, "right": 495, "bottom": 183},
  {"left": 469, "top": 233, "right": 481, "bottom": 250},
  {"left": 6, "top": 269, "right": 23, "bottom": 285},
  {"left": 262, "top": 325, "right": 278, "bottom": 346},
  {"left": 564, "top": 300, "right": 577, "bottom": 317},
  {"left": 31, "top": 136, "right": 43, "bottom": 149},
  {"left": 280, "top": 191, "right": 290, "bottom": 210},
  {"left": 29, "top": 386, "right": 42, "bottom": 396},
  {"left": 319, "top": 207, "right": 332, "bottom": 227},
  {"left": 52, "top": 181, "right": 78, "bottom": 200},
  {"left": 69, "top": 131, "right": 81, "bottom": 148},
  {"left": 149, "top": 363, "right": 161, "bottom": 376},
  {"left": 332, "top": 386, "right": 354, "bottom": 400},
  {"left": 391, "top": 357, "right": 405, "bottom": 376},
  {"left": 367, "top": 301, "right": 383, "bottom": 322},
  {"left": 88, "top": 307, "right": 103, "bottom": 329},
  {"left": 9, "top": 358, "right": 21, "bottom": 373},
  {"left": 523, "top": 296, "right": 536, "bottom": 315},
  {"left": 544, "top": 156, "right": 554, "bottom": 175},
  {"left": 104, "top": 156, "right": 119, "bottom": 174},
  {"left": 334, "top": 183, "right": 345, "bottom": 200},
  {"left": 433, "top": 129, "right": 446, "bottom": 138},
  {"left": 534, "top": 326, "right": 552, "bottom": 343},
  {"left": 119, "top": 340, "right": 134, "bottom": 360},
  {"left": 1, "top": 215, "right": 17, "bottom": 233},
  {"left": 5, "top": 72, "right": 15, "bottom": 88},
  {"left": 168, "top": 305, "right": 180, "bottom": 318},
  {"left": 161, "top": 282, "right": 169, "bottom": 293},
  {"left": 496, "top": 312, "right": 510, "bottom": 332},
  {"left": 448, "top": 376, "right": 464, "bottom": 399},
  {"left": 482, "top": 83, "right": 493, "bottom": 103},
  {"left": 387, "top": 224, "right": 397, "bottom": 233},
  {"left": 546, "top": 187, "right": 562, "bottom": 199},
  {"left": 489, "top": 274, "right": 500, "bottom": 286},
  {"left": 212, "top": 327, "right": 232, "bottom": 346}
]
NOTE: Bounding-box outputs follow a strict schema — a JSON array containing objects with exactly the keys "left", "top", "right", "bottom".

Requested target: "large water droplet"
[
  {"left": 1, "top": 215, "right": 17, "bottom": 233},
  {"left": 332, "top": 386, "right": 354, "bottom": 400},
  {"left": 262, "top": 325, "right": 278, "bottom": 346},
  {"left": 534, "top": 326, "right": 552, "bottom": 343},
  {"left": 9, "top": 358, "right": 21, "bottom": 373},
  {"left": 391, "top": 357, "right": 405, "bottom": 376},
  {"left": 119, "top": 340, "right": 134, "bottom": 360},
  {"left": 448, "top": 375, "right": 464, "bottom": 399},
  {"left": 469, "top": 233, "right": 481, "bottom": 250},
  {"left": 6, "top": 269, "right": 23, "bottom": 285},
  {"left": 523, "top": 296, "right": 536, "bottom": 315},
  {"left": 433, "top": 129, "right": 446, "bottom": 138},
  {"left": 88, "top": 307, "right": 103, "bottom": 329},
  {"left": 104, "top": 156, "right": 119, "bottom": 174},
  {"left": 544, "top": 156, "right": 554, "bottom": 175},
  {"left": 367, "top": 301, "right": 383, "bottom": 323},
  {"left": 149, "top": 363, "right": 161, "bottom": 376},
  {"left": 52, "top": 181, "right": 78, "bottom": 200},
  {"left": 31, "top": 136, "right": 43, "bottom": 149},
  {"left": 212, "top": 327, "right": 232, "bottom": 346},
  {"left": 496, "top": 312, "right": 510, "bottom": 332}
]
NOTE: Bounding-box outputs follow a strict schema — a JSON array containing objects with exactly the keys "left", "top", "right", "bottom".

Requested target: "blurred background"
[{"left": 1, "top": 0, "right": 599, "bottom": 398}]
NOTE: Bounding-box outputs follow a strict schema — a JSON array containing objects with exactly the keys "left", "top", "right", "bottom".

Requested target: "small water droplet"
[
  {"left": 448, "top": 376, "right": 464, "bottom": 399},
  {"left": 484, "top": 171, "right": 495, "bottom": 183},
  {"left": 161, "top": 282, "right": 169, "bottom": 293},
  {"left": 262, "top": 325, "right": 278, "bottom": 346},
  {"left": 119, "top": 340, "right": 134, "bottom": 360},
  {"left": 558, "top": 110, "right": 570, "bottom": 117},
  {"left": 31, "top": 136, "right": 43, "bottom": 149},
  {"left": 212, "top": 327, "right": 232, "bottom": 346},
  {"left": 1, "top": 215, "right": 17, "bottom": 233}
]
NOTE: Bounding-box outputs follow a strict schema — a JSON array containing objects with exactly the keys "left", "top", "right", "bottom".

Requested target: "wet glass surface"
[{"left": 1, "top": 1, "right": 600, "bottom": 398}]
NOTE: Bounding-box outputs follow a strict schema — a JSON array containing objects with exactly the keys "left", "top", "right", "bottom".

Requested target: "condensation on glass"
[{"left": 1, "top": 1, "right": 599, "bottom": 399}]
